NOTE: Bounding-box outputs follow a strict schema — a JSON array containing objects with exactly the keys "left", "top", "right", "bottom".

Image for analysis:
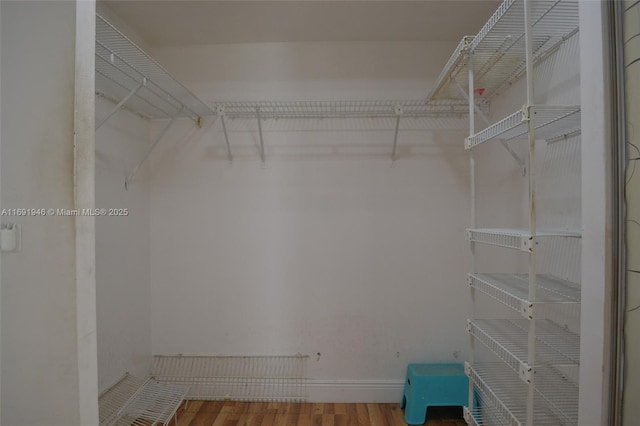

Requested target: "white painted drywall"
[
  {"left": 147, "top": 41, "right": 471, "bottom": 402},
  {"left": 1, "top": 1, "right": 84, "bottom": 424},
  {"left": 95, "top": 96, "right": 152, "bottom": 393}
]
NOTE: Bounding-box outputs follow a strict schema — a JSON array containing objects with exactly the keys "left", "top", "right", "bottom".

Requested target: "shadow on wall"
[
  {"left": 139, "top": 114, "right": 471, "bottom": 194},
  {"left": 155, "top": 115, "right": 469, "bottom": 160}
]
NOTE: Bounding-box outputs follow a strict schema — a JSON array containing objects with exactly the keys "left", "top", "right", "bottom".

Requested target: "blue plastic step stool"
[{"left": 400, "top": 363, "right": 468, "bottom": 425}]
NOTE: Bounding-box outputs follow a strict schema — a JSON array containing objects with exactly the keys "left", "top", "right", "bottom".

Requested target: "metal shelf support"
[
  {"left": 125, "top": 106, "right": 184, "bottom": 189},
  {"left": 96, "top": 80, "right": 145, "bottom": 131},
  {"left": 217, "top": 106, "right": 232, "bottom": 163},
  {"left": 454, "top": 80, "right": 526, "bottom": 169},
  {"left": 391, "top": 105, "right": 403, "bottom": 161},
  {"left": 256, "top": 107, "right": 265, "bottom": 162}
]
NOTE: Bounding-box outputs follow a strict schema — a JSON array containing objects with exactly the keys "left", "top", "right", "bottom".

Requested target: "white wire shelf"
[
  {"left": 466, "top": 362, "right": 578, "bottom": 426},
  {"left": 429, "top": 0, "right": 579, "bottom": 103},
  {"left": 115, "top": 378, "right": 189, "bottom": 426},
  {"left": 467, "top": 319, "right": 580, "bottom": 378},
  {"left": 214, "top": 100, "right": 472, "bottom": 119},
  {"left": 99, "top": 374, "right": 146, "bottom": 426},
  {"left": 152, "top": 355, "right": 308, "bottom": 402},
  {"left": 96, "top": 13, "right": 214, "bottom": 122},
  {"left": 465, "top": 105, "right": 581, "bottom": 149},
  {"left": 467, "top": 228, "right": 581, "bottom": 252},
  {"left": 469, "top": 273, "right": 580, "bottom": 317}
]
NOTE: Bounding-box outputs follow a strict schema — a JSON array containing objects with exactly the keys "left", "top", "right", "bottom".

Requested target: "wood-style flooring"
[{"left": 169, "top": 401, "right": 467, "bottom": 426}]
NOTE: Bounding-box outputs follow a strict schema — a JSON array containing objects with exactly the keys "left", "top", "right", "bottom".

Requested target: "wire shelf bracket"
[
  {"left": 256, "top": 107, "right": 266, "bottom": 163},
  {"left": 216, "top": 106, "right": 232, "bottom": 163},
  {"left": 96, "top": 81, "right": 145, "bottom": 131},
  {"left": 125, "top": 107, "right": 184, "bottom": 189},
  {"left": 453, "top": 81, "right": 525, "bottom": 169},
  {"left": 392, "top": 105, "right": 403, "bottom": 161}
]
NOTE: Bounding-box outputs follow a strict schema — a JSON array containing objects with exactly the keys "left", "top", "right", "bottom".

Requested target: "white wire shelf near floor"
[
  {"left": 427, "top": 0, "right": 579, "bottom": 103},
  {"left": 467, "top": 319, "right": 580, "bottom": 379},
  {"left": 468, "top": 273, "right": 580, "bottom": 317},
  {"left": 465, "top": 105, "right": 581, "bottom": 150},
  {"left": 464, "top": 387, "right": 516, "bottom": 426},
  {"left": 99, "top": 374, "right": 147, "bottom": 426},
  {"left": 467, "top": 228, "right": 581, "bottom": 252},
  {"left": 114, "top": 379, "right": 190, "bottom": 426},
  {"left": 95, "top": 13, "right": 214, "bottom": 125},
  {"left": 464, "top": 363, "right": 578, "bottom": 426}
]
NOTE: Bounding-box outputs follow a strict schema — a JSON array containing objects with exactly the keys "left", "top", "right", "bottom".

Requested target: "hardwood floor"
[{"left": 169, "top": 401, "right": 467, "bottom": 426}]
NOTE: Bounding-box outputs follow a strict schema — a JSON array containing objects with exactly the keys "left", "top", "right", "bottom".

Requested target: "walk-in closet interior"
[{"left": 1, "top": 0, "right": 632, "bottom": 425}]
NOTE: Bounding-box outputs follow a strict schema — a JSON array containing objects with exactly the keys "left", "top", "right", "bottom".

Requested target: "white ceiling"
[{"left": 101, "top": 1, "right": 501, "bottom": 47}]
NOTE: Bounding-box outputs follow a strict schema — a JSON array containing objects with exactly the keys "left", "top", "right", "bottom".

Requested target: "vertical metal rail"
[
  {"left": 467, "top": 47, "right": 477, "bottom": 415},
  {"left": 256, "top": 107, "right": 265, "bottom": 162},
  {"left": 523, "top": 0, "right": 537, "bottom": 424},
  {"left": 95, "top": 81, "right": 144, "bottom": 131},
  {"left": 125, "top": 106, "right": 183, "bottom": 189}
]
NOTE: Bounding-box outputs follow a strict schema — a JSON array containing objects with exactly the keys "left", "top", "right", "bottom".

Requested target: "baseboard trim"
[{"left": 306, "top": 379, "right": 404, "bottom": 403}]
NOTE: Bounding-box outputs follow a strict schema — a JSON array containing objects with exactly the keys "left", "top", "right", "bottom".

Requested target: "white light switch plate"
[{"left": 1, "top": 223, "right": 22, "bottom": 252}]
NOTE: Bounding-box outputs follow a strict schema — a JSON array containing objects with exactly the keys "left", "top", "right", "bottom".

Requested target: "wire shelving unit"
[
  {"left": 453, "top": 0, "right": 581, "bottom": 424},
  {"left": 427, "top": 0, "right": 579, "bottom": 104}
]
